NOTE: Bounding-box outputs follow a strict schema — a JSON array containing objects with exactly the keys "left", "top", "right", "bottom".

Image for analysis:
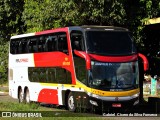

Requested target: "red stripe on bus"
[
  {"left": 89, "top": 54, "right": 138, "bottom": 62},
  {"left": 34, "top": 52, "right": 70, "bottom": 67},
  {"left": 74, "top": 50, "right": 91, "bottom": 69},
  {"left": 33, "top": 52, "right": 76, "bottom": 84},
  {"left": 35, "top": 28, "right": 68, "bottom": 35},
  {"left": 38, "top": 89, "right": 58, "bottom": 104}
]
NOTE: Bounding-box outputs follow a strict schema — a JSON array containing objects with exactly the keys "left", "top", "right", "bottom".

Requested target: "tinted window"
[
  {"left": 21, "top": 39, "right": 28, "bottom": 53},
  {"left": 90, "top": 61, "right": 139, "bottom": 91},
  {"left": 45, "top": 36, "right": 57, "bottom": 52},
  {"left": 56, "top": 67, "right": 72, "bottom": 84},
  {"left": 10, "top": 32, "right": 69, "bottom": 54},
  {"left": 86, "top": 31, "right": 136, "bottom": 56},
  {"left": 70, "top": 31, "right": 84, "bottom": 51},
  {"left": 38, "top": 36, "right": 45, "bottom": 52},
  {"left": 74, "top": 57, "right": 87, "bottom": 84},
  {"left": 10, "top": 40, "right": 20, "bottom": 54},
  {"left": 28, "top": 38, "right": 38, "bottom": 53},
  {"left": 58, "top": 33, "right": 68, "bottom": 54},
  {"left": 28, "top": 67, "right": 72, "bottom": 84}
]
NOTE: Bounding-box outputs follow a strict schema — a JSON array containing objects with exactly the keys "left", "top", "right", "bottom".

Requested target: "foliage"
[
  {"left": 0, "top": 42, "right": 9, "bottom": 84},
  {"left": 0, "top": 0, "right": 24, "bottom": 42},
  {"left": 22, "top": 0, "right": 126, "bottom": 32},
  {"left": 0, "top": 0, "right": 24, "bottom": 84},
  {"left": 0, "top": 0, "right": 160, "bottom": 83}
]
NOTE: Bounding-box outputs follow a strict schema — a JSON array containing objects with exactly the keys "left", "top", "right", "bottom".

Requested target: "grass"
[
  {"left": 0, "top": 88, "right": 9, "bottom": 92},
  {"left": 0, "top": 102, "right": 108, "bottom": 120},
  {"left": 0, "top": 82, "right": 9, "bottom": 92},
  {"left": 0, "top": 82, "right": 8, "bottom": 87},
  {"left": 0, "top": 102, "right": 47, "bottom": 111}
]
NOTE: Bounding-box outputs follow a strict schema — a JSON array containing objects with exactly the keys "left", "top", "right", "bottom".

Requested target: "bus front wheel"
[{"left": 67, "top": 92, "right": 76, "bottom": 112}]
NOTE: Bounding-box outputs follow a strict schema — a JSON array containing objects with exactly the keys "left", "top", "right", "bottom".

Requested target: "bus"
[{"left": 8, "top": 26, "right": 148, "bottom": 112}]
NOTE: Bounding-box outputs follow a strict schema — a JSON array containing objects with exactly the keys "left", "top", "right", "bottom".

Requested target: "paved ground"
[{"left": 0, "top": 93, "right": 18, "bottom": 103}]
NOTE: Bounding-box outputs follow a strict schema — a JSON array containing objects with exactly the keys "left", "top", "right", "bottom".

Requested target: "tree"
[
  {"left": 22, "top": 0, "right": 127, "bottom": 32},
  {"left": 0, "top": 43, "right": 8, "bottom": 84},
  {"left": 0, "top": 0, "right": 24, "bottom": 84},
  {"left": 1, "top": 0, "right": 160, "bottom": 84},
  {"left": 0, "top": 0, "right": 24, "bottom": 42}
]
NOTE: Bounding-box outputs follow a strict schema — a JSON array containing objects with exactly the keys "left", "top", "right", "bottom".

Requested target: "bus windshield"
[
  {"left": 86, "top": 31, "right": 136, "bottom": 56},
  {"left": 89, "top": 61, "right": 139, "bottom": 91}
]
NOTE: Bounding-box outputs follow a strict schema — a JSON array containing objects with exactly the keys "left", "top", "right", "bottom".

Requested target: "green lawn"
[{"left": 0, "top": 102, "right": 109, "bottom": 120}]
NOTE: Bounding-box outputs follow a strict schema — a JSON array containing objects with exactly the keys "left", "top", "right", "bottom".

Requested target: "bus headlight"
[
  {"left": 91, "top": 94, "right": 99, "bottom": 98},
  {"left": 87, "top": 92, "right": 99, "bottom": 99},
  {"left": 132, "top": 93, "right": 140, "bottom": 98}
]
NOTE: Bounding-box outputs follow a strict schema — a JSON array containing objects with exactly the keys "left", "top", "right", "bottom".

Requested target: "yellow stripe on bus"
[
  {"left": 40, "top": 81, "right": 139, "bottom": 97},
  {"left": 40, "top": 83, "right": 60, "bottom": 87},
  {"left": 40, "top": 83, "right": 79, "bottom": 88},
  {"left": 76, "top": 81, "right": 140, "bottom": 97}
]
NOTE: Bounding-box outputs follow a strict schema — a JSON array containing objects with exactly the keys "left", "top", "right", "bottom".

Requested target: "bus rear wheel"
[
  {"left": 24, "top": 89, "right": 30, "bottom": 103},
  {"left": 18, "top": 89, "right": 23, "bottom": 103},
  {"left": 67, "top": 92, "right": 76, "bottom": 112}
]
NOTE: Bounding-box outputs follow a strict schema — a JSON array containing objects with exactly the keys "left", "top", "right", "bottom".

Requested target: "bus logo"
[
  {"left": 63, "top": 57, "right": 70, "bottom": 66},
  {"left": 16, "top": 58, "right": 28, "bottom": 63}
]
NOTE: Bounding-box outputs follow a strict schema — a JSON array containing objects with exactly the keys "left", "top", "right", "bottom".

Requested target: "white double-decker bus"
[{"left": 8, "top": 26, "right": 148, "bottom": 112}]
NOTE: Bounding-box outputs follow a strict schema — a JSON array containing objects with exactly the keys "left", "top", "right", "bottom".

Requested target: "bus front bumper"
[{"left": 88, "top": 93, "right": 140, "bottom": 110}]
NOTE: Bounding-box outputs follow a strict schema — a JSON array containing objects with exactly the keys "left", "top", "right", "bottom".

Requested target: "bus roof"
[
  {"left": 11, "top": 26, "right": 129, "bottom": 39},
  {"left": 10, "top": 27, "right": 68, "bottom": 39},
  {"left": 73, "top": 25, "right": 129, "bottom": 31}
]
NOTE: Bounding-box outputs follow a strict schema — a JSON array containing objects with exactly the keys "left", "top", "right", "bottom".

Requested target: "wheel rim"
[
  {"left": 26, "top": 91, "right": 30, "bottom": 103},
  {"left": 19, "top": 90, "right": 23, "bottom": 103},
  {"left": 68, "top": 96, "right": 74, "bottom": 110}
]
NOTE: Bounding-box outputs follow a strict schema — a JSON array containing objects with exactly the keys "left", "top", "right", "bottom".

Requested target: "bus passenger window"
[
  {"left": 10, "top": 40, "right": 17, "bottom": 54},
  {"left": 14, "top": 41, "right": 20, "bottom": 54},
  {"left": 56, "top": 67, "right": 72, "bottom": 84},
  {"left": 58, "top": 33, "right": 68, "bottom": 54},
  {"left": 38, "top": 36, "right": 45, "bottom": 52},
  {"left": 28, "top": 39, "right": 37, "bottom": 53},
  {"left": 48, "top": 68, "right": 57, "bottom": 83},
  {"left": 10, "top": 40, "right": 20, "bottom": 54},
  {"left": 45, "top": 36, "right": 57, "bottom": 52},
  {"left": 19, "top": 39, "right": 28, "bottom": 53},
  {"left": 39, "top": 68, "right": 46, "bottom": 82}
]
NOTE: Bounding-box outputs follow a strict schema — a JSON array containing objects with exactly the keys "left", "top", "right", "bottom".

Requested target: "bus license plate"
[{"left": 112, "top": 103, "right": 121, "bottom": 107}]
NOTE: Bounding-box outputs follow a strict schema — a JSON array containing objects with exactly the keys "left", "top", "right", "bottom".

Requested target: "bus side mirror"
[{"left": 138, "top": 53, "right": 149, "bottom": 71}]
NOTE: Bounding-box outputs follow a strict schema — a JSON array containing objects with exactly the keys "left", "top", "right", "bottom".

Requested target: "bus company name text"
[{"left": 16, "top": 58, "right": 28, "bottom": 63}]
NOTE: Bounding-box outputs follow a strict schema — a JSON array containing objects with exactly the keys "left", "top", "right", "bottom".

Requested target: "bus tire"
[
  {"left": 67, "top": 92, "right": 76, "bottom": 112},
  {"left": 24, "top": 89, "right": 30, "bottom": 103},
  {"left": 18, "top": 88, "right": 23, "bottom": 103}
]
